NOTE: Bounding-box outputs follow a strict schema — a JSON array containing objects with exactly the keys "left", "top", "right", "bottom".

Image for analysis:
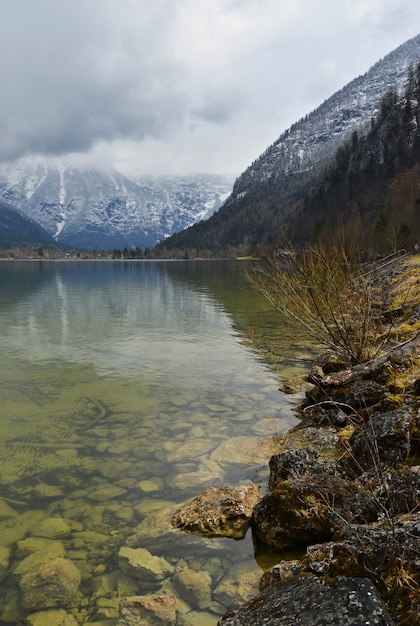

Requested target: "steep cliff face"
[{"left": 0, "top": 159, "right": 234, "bottom": 250}]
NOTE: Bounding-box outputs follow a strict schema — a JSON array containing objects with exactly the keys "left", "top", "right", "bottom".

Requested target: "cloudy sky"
[{"left": 1, "top": 0, "right": 420, "bottom": 177}]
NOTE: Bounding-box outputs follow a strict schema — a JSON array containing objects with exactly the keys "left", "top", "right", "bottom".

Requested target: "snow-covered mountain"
[
  {"left": 159, "top": 34, "right": 420, "bottom": 252},
  {"left": 230, "top": 34, "right": 420, "bottom": 199},
  {"left": 0, "top": 158, "right": 234, "bottom": 250}
]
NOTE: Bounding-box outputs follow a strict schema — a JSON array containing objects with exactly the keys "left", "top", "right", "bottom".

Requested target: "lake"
[{"left": 0, "top": 259, "right": 313, "bottom": 624}]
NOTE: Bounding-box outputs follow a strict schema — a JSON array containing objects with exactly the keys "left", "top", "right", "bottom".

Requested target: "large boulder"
[
  {"left": 218, "top": 576, "right": 395, "bottom": 625},
  {"left": 307, "top": 513, "right": 420, "bottom": 576},
  {"left": 252, "top": 448, "right": 377, "bottom": 551},
  {"left": 259, "top": 512, "right": 420, "bottom": 624},
  {"left": 171, "top": 484, "right": 260, "bottom": 539},
  {"left": 349, "top": 409, "right": 413, "bottom": 469}
]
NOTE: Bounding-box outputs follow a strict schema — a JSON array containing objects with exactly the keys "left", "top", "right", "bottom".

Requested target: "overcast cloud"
[{"left": 1, "top": 0, "right": 420, "bottom": 176}]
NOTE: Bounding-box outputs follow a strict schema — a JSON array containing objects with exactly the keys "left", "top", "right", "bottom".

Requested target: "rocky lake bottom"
[
  {"left": 0, "top": 260, "right": 316, "bottom": 625},
  {"left": 0, "top": 359, "right": 308, "bottom": 625}
]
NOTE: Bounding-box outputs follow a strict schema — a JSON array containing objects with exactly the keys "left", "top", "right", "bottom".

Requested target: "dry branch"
[{"left": 308, "top": 335, "right": 420, "bottom": 387}]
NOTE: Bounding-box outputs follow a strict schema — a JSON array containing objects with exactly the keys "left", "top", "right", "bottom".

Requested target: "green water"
[{"left": 0, "top": 260, "right": 313, "bottom": 624}]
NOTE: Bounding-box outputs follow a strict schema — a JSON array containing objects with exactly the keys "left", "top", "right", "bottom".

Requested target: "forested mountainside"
[
  {"left": 287, "top": 64, "right": 420, "bottom": 251},
  {"left": 0, "top": 199, "right": 54, "bottom": 249},
  {"left": 157, "top": 35, "right": 420, "bottom": 256}
]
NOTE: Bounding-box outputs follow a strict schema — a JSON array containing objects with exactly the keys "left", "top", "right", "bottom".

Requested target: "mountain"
[
  {"left": 158, "top": 34, "right": 420, "bottom": 254},
  {"left": 288, "top": 62, "right": 420, "bottom": 251},
  {"left": 0, "top": 198, "right": 55, "bottom": 249},
  {"left": 0, "top": 159, "right": 234, "bottom": 250}
]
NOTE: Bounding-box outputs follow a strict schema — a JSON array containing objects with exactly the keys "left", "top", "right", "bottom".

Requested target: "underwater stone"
[
  {"left": 172, "top": 566, "right": 212, "bottom": 609},
  {"left": 0, "top": 586, "right": 26, "bottom": 623},
  {"left": 210, "top": 436, "right": 281, "bottom": 465},
  {"left": 118, "top": 547, "right": 173, "bottom": 585},
  {"left": 117, "top": 594, "right": 177, "bottom": 626},
  {"left": 31, "top": 516, "right": 72, "bottom": 539},
  {"left": 19, "top": 557, "right": 81, "bottom": 610},
  {"left": 126, "top": 507, "right": 176, "bottom": 546},
  {"left": 17, "top": 537, "right": 65, "bottom": 559},
  {"left": 16, "top": 537, "right": 64, "bottom": 559},
  {"left": 25, "top": 608, "right": 78, "bottom": 626},
  {"left": 0, "top": 499, "right": 17, "bottom": 519},
  {"left": 111, "top": 504, "right": 134, "bottom": 523},
  {"left": 182, "top": 610, "right": 219, "bottom": 626},
  {"left": 117, "top": 574, "right": 140, "bottom": 598},
  {"left": 33, "top": 483, "right": 64, "bottom": 499},
  {"left": 134, "top": 498, "right": 174, "bottom": 515},
  {"left": 166, "top": 438, "right": 215, "bottom": 463},
  {"left": 0, "top": 510, "right": 46, "bottom": 546},
  {"left": 14, "top": 542, "right": 66, "bottom": 578},
  {"left": 166, "top": 469, "right": 223, "bottom": 491},
  {"left": 0, "top": 545, "right": 10, "bottom": 578},
  {"left": 136, "top": 478, "right": 163, "bottom": 492},
  {"left": 86, "top": 483, "right": 127, "bottom": 502},
  {"left": 213, "top": 561, "right": 261, "bottom": 607}
]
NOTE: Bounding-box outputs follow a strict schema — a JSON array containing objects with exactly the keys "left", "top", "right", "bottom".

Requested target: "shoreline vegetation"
[{"left": 0, "top": 246, "right": 255, "bottom": 261}]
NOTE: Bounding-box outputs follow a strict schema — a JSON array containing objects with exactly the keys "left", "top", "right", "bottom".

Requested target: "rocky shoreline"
[
  {"left": 216, "top": 333, "right": 420, "bottom": 625},
  {"left": 169, "top": 257, "right": 420, "bottom": 626},
  {"left": 165, "top": 335, "right": 419, "bottom": 625}
]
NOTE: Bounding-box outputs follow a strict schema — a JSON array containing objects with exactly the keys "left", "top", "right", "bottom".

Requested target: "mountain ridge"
[
  {"left": 0, "top": 158, "right": 234, "bottom": 250},
  {"left": 158, "top": 34, "right": 420, "bottom": 254}
]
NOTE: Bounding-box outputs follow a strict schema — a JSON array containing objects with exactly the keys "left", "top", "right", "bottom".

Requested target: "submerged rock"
[
  {"left": 0, "top": 545, "right": 10, "bottom": 578},
  {"left": 25, "top": 608, "right": 78, "bottom": 626},
  {"left": 210, "top": 436, "right": 281, "bottom": 465},
  {"left": 16, "top": 537, "right": 65, "bottom": 559},
  {"left": 0, "top": 499, "right": 18, "bottom": 519},
  {"left": 166, "top": 468, "right": 224, "bottom": 491},
  {"left": 14, "top": 542, "right": 66, "bottom": 578},
  {"left": 117, "top": 594, "right": 177, "bottom": 626},
  {"left": 126, "top": 507, "right": 176, "bottom": 546},
  {"left": 118, "top": 547, "right": 173, "bottom": 590},
  {"left": 165, "top": 438, "right": 215, "bottom": 463},
  {"left": 171, "top": 485, "right": 260, "bottom": 539},
  {"left": 33, "top": 483, "right": 64, "bottom": 499},
  {"left": 86, "top": 483, "right": 127, "bottom": 502},
  {"left": 30, "top": 516, "right": 72, "bottom": 540},
  {"left": 213, "top": 560, "right": 261, "bottom": 607},
  {"left": 19, "top": 557, "right": 81, "bottom": 610},
  {"left": 172, "top": 566, "right": 212, "bottom": 609},
  {"left": 218, "top": 576, "right": 395, "bottom": 625}
]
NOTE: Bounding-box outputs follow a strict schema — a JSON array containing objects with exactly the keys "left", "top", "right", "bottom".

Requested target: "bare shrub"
[{"left": 248, "top": 244, "right": 412, "bottom": 365}]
